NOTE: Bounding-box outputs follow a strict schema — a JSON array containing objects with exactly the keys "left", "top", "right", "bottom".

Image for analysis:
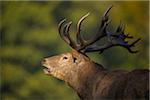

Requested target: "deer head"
[{"left": 42, "top": 6, "right": 140, "bottom": 84}]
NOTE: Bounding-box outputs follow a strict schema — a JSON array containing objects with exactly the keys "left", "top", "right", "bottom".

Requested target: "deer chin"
[
  {"left": 50, "top": 70, "right": 66, "bottom": 80},
  {"left": 42, "top": 65, "right": 65, "bottom": 80},
  {"left": 42, "top": 64, "right": 52, "bottom": 75},
  {"left": 43, "top": 67, "right": 51, "bottom": 75}
]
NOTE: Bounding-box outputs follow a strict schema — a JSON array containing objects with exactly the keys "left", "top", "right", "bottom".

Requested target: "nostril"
[{"left": 42, "top": 59, "right": 46, "bottom": 64}]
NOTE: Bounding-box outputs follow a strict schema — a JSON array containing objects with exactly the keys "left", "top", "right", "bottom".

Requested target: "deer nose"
[{"left": 42, "top": 58, "right": 47, "bottom": 65}]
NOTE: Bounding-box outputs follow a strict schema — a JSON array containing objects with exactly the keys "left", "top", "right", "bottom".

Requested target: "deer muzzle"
[{"left": 41, "top": 58, "right": 52, "bottom": 75}]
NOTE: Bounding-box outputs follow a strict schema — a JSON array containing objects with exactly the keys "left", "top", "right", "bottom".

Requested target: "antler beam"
[{"left": 58, "top": 6, "right": 141, "bottom": 54}]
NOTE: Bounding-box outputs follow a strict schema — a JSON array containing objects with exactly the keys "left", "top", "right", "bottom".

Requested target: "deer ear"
[
  {"left": 71, "top": 49, "right": 90, "bottom": 62},
  {"left": 71, "top": 49, "right": 82, "bottom": 62},
  {"left": 71, "top": 49, "right": 79, "bottom": 57}
]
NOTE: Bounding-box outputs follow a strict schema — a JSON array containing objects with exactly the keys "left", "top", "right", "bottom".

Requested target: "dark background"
[{"left": 0, "top": 1, "right": 149, "bottom": 100}]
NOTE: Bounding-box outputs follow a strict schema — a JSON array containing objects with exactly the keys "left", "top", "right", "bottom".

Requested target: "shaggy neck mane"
[{"left": 67, "top": 61, "right": 105, "bottom": 99}]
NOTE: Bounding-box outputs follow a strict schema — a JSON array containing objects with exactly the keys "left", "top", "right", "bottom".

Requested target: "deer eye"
[
  {"left": 63, "top": 56, "right": 68, "bottom": 60},
  {"left": 73, "top": 57, "right": 77, "bottom": 63}
]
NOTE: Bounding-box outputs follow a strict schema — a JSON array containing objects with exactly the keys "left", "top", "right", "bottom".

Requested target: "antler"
[{"left": 58, "top": 6, "right": 141, "bottom": 54}]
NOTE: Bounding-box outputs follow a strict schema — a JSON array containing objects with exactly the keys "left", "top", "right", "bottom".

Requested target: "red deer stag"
[{"left": 42, "top": 6, "right": 149, "bottom": 100}]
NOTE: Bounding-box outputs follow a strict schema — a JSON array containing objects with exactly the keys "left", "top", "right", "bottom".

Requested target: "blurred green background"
[{"left": 0, "top": 1, "right": 149, "bottom": 100}]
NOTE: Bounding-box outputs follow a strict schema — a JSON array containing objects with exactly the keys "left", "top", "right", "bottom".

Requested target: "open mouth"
[{"left": 43, "top": 66, "right": 51, "bottom": 75}]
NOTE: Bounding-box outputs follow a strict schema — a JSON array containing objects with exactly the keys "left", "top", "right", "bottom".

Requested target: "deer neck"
[{"left": 66, "top": 61, "right": 105, "bottom": 99}]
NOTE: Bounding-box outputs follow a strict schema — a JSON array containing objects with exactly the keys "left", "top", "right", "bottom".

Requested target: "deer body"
[
  {"left": 42, "top": 51, "right": 149, "bottom": 100},
  {"left": 42, "top": 6, "right": 149, "bottom": 100}
]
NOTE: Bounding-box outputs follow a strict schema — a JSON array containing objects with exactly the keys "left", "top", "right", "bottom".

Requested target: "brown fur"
[{"left": 42, "top": 50, "right": 149, "bottom": 100}]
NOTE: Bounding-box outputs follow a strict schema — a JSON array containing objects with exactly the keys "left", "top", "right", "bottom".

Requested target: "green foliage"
[{"left": 0, "top": 1, "right": 149, "bottom": 100}]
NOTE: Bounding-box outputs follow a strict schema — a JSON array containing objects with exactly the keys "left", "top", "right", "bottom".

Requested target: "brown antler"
[{"left": 58, "top": 6, "right": 141, "bottom": 54}]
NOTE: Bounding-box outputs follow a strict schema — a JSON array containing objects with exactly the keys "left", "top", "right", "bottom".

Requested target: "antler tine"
[
  {"left": 122, "top": 38, "right": 141, "bottom": 53},
  {"left": 116, "top": 21, "right": 125, "bottom": 33},
  {"left": 101, "top": 5, "right": 113, "bottom": 26},
  {"left": 58, "top": 19, "right": 72, "bottom": 45},
  {"left": 65, "top": 21, "right": 77, "bottom": 48},
  {"left": 103, "top": 5, "right": 113, "bottom": 18},
  {"left": 76, "top": 13, "right": 90, "bottom": 46},
  {"left": 129, "top": 38, "right": 141, "bottom": 47},
  {"left": 61, "top": 22, "right": 71, "bottom": 44},
  {"left": 58, "top": 19, "right": 70, "bottom": 44},
  {"left": 121, "top": 23, "right": 125, "bottom": 33},
  {"left": 58, "top": 19, "right": 66, "bottom": 34},
  {"left": 125, "top": 34, "right": 133, "bottom": 38},
  {"left": 79, "top": 6, "right": 113, "bottom": 50},
  {"left": 112, "top": 22, "right": 134, "bottom": 41},
  {"left": 58, "top": 19, "right": 78, "bottom": 49},
  {"left": 99, "top": 5, "right": 113, "bottom": 35}
]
